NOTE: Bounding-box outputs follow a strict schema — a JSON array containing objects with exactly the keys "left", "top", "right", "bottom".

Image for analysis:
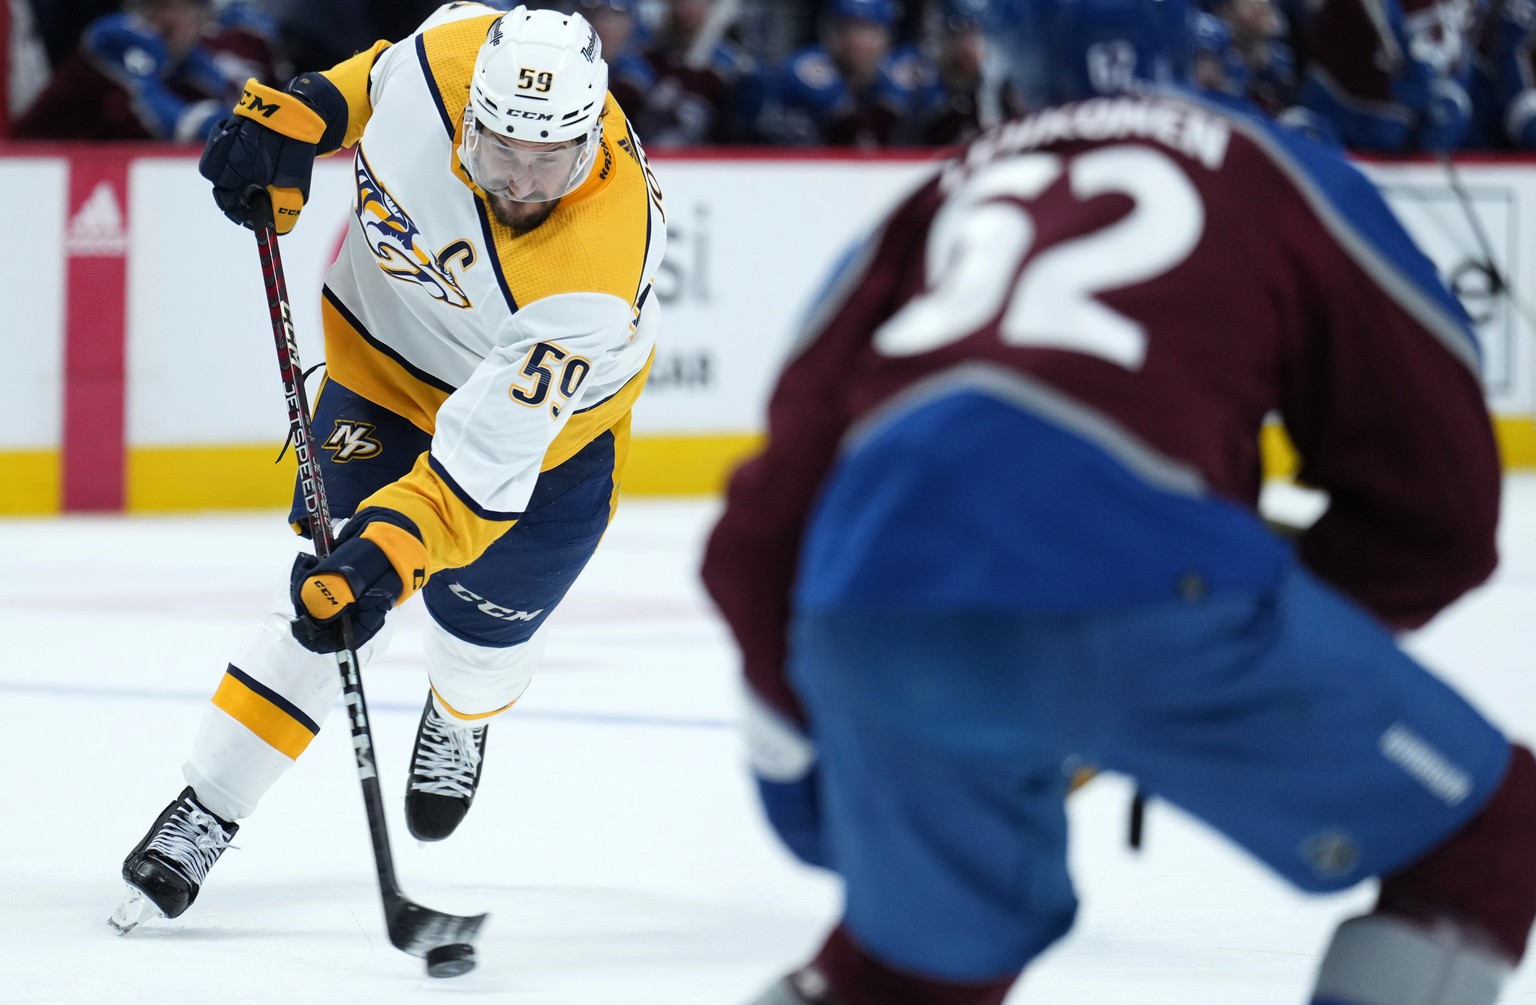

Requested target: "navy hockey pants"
[{"left": 289, "top": 378, "right": 619, "bottom": 648}]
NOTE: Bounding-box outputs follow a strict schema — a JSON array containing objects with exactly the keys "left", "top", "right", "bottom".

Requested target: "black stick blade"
[{"left": 385, "top": 898, "right": 488, "bottom": 959}]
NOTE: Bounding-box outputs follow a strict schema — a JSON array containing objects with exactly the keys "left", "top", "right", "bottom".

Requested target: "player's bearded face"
[
  {"left": 488, "top": 192, "right": 561, "bottom": 232},
  {"left": 460, "top": 112, "right": 587, "bottom": 232}
]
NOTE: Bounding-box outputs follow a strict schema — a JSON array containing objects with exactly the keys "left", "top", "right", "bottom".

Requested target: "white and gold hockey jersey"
[{"left": 313, "top": 2, "right": 665, "bottom": 575}]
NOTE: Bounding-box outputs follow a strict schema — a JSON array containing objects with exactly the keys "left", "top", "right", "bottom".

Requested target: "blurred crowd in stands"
[{"left": 3, "top": 0, "right": 1535, "bottom": 152}]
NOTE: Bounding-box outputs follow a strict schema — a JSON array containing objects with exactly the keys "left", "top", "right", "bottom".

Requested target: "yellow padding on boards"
[
  {"left": 211, "top": 673, "right": 318, "bottom": 761},
  {"left": 1262, "top": 416, "right": 1536, "bottom": 478},
  {"left": 0, "top": 450, "right": 59, "bottom": 514},
  {"left": 17, "top": 414, "right": 1529, "bottom": 517}
]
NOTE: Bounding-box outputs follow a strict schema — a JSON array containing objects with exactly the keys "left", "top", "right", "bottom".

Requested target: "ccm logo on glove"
[
  {"left": 238, "top": 89, "right": 282, "bottom": 119},
  {"left": 290, "top": 508, "right": 429, "bottom": 653},
  {"left": 199, "top": 73, "right": 348, "bottom": 235},
  {"left": 233, "top": 80, "right": 326, "bottom": 141},
  {"left": 302, "top": 575, "right": 351, "bottom": 612}
]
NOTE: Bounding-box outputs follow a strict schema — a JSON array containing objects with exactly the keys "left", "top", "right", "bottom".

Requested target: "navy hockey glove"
[
  {"left": 290, "top": 508, "right": 428, "bottom": 653},
  {"left": 745, "top": 691, "right": 827, "bottom": 869},
  {"left": 198, "top": 73, "right": 347, "bottom": 235}
]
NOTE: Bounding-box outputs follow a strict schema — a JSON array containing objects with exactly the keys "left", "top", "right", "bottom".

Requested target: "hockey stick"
[
  {"left": 684, "top": 0, "right": 742, "bottom": 70},
  {"left": 1435, "top": 151, "right": 1536, "bottom": 336},
  {"left": 254, "top": 215, "right": 487, "bottom": 976},
  {"left": 1437, "top": 151, "right": 1508, "bottom": 297}
]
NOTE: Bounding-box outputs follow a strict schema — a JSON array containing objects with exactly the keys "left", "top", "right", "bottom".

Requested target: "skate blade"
[{"left": 107, "top": 887, "right": 163, "bottom": 935}]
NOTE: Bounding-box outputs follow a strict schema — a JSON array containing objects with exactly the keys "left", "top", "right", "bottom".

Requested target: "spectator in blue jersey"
[
  {"left": 12, "top": 0, "right": 276, "bottom": 141},
  {"left": 1292, "top": 0, "right": 1480, "bottom": 150},
  {"left": 704, "top": 0, "right": 1536, "bottom": 1002},
  {"left": 634, "top": 0, "right": 761, "bottom": 146},
  {"left": 1470, "top": 0, "right": 1536, "bottom": 148},
  {"left": 752, "top": 0, "right": 915, "bottom": 147},
  {"left": 576, "top": 0, "right": 655, "bottom": 118},
  {"left": 1208, "top": 0, "right": 1298, "bottom": 114},
  {"left": 1193, "top": 9, "right": 1251, "bottom": 99},
  {"left": 899, "top": 0, "right": 997, "bottom": 146}
]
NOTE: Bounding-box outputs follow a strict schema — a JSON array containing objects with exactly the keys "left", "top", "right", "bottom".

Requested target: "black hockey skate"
[
  {"left": 109, "top": 786, "right": 238, "bottom": 934},
  {"left": 405, "top": 695, "right": 489, "bottom": 842}
]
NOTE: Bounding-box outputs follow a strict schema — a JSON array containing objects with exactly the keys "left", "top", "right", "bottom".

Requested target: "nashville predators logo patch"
[
  {"left": 354, "top": 148, "right": 475, "bottom": 309},
  {"left": 321, "top": 420, "right": 383, "bottom": 463}
]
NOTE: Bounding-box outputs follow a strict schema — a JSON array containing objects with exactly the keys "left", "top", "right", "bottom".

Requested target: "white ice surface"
[{"left": 0, "top": 479, "right": 1533, "bottom": 1004}]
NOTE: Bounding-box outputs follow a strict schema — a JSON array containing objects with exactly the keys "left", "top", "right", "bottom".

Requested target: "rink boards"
[{"left": 1, "top": 144, "right": 1534, "bottom": 514}]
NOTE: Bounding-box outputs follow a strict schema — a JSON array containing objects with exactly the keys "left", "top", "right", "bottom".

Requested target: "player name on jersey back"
[{"left": 954, "top": 93, "right": 1232, "bottom": 180}]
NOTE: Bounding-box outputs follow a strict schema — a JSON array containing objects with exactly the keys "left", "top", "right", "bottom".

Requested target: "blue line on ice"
[{"left": 0, "top": 677, "right": 734, "bottom": 730}]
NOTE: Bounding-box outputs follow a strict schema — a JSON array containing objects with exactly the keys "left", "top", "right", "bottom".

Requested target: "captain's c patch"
[{"left": 354, "top": 147, "right": 476, "bottom": 308}]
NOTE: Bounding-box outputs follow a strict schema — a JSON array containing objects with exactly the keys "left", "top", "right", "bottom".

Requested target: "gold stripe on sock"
[
  {"left": 431, "top": 686, "right": 516, "bottom": 722},
  {"left": 211, "top": 670, "right": 319, "bottom": 760}
]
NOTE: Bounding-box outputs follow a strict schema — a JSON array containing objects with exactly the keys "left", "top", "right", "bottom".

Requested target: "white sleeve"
[{"left": 428, "top": 291, "right": 640, "bottom": 516}]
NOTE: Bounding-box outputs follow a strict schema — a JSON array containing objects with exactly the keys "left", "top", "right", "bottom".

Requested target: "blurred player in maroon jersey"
[{"left": 702, "top": 0, "right": 1536, "bottom": 1002}]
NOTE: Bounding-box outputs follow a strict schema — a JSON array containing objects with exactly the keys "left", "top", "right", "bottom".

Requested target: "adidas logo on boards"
[{"left": 67, "top": 181, "right": 128, "bottom": 257}]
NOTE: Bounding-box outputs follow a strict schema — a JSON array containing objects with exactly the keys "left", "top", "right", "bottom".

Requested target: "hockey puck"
[{"left": 424, "top": 943, "right": 477, "bottom": 978}]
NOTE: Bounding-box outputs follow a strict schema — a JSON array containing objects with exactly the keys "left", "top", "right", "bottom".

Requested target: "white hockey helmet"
[{"left": 459, "top": 6, "right": 610, "bottom": 203}]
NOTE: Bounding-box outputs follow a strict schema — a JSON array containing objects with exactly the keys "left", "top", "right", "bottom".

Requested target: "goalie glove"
[
  {"left": 289, "top": 508, "right": 428, "bottom": 653},
  {"left": 745, "top": 688, "right": 827, "bottom": 869},
  {"left": 198, "top": 73, "right": 347, "bottom": 234}
]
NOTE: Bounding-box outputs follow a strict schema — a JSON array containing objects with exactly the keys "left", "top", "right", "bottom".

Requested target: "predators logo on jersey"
[
  {"left": 321, "top": 420, "right": 384, "bottom": 462},
  {"left": 354, "top": 148, "right": 476, "bottom": 309}
]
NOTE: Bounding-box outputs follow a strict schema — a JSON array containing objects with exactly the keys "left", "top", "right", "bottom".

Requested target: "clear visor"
[{"left": 460, "top": 107, "right": 597, "bottom": 204}]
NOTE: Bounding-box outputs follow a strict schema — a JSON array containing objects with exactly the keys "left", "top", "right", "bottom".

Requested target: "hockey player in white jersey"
[{"left": 110, "top": 3, "right": 666, "bottom": 931}]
